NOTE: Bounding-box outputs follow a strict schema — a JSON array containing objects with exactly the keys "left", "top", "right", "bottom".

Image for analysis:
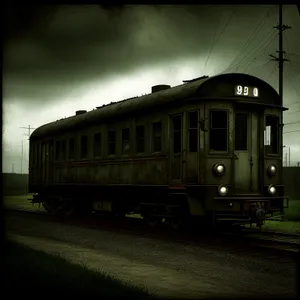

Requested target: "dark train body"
[{"left": 28, "top": 73, "right": 289, "bottom": 228}]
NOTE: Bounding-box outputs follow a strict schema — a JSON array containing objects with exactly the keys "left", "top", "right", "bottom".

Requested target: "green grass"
[
  {"left": 4, "top": 194, "right": 46, "bottom": 211},
  {"left": 284, "top": 199, "right": 300, "bottom": 222},
  {"left": 4, "top": 238, "right": 154, "bottom": 298},
  {"left": 261, "top": 220, "right": 300, "bottom": 233}
]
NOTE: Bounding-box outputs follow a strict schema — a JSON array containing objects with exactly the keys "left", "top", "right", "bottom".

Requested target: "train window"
[
  {"left": 210, "top": 110, "right": 228, "bottom": 151},
  {"left": 122, "top": 128, "right": 130, "bottom": 154},
  {"left": 61, "top": 140, "right": 66, "bottom": 160},
  {"left": 55, "top": 141, "right": 60, "bottom": 160},
  {"left": 108, "top": 130, "right": 116, "bottom": 155},
  {"left": 188, "top": 111, "right": 198, "bottom": 152},
  {"left": 235, "top": 113, "right": 248, "bottom": 151},
  {"left": 94, "top": 133, "right": 101, "bottom": 157},
  {"left": 153, "top": 122, "right": 162, "bottom": 152},
  {"left": 136, "top": 126, "right": 145, "bottom": 153},
  {"left": 80, "top": 135, "right": 88, "bottom": 158},
  {"left": 172, "top": 115, "right": 182, "bottom": 154},
  {"left": 264, "top": 116, "right": 279, "bottom": 154},
  {"left": 69, "top": 138, "right": 75, "bottom": 159}
]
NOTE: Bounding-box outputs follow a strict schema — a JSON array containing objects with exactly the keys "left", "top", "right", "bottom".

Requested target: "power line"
[
  {"left": 204, "top": 10, "right": 235, "bottom": 72},
  {"left": 283, "top": 129, "right": 300, "bottom": 134},
  {"left": 243, "top": 31, "right": 277, "bottom": 73},
  {"left": 284, "top": 121, "right": 300, "bottom": 125},
  {"left": 223, "top": 7, "right": 273, "bottom": 73}
]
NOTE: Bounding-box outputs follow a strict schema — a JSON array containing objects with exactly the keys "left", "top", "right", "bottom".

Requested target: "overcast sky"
[{"left": 3, "top": 5, "right": 300, "bottom": 173}]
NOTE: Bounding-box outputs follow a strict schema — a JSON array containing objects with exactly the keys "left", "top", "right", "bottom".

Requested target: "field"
[
  {"left": 4, "top": 238, "right": 153, "bottom": 297},
  {"left": 4, "top": 194, "right": 300, "bottom": 234}
]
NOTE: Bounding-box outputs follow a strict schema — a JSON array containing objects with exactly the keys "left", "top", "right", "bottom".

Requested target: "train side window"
[
  {"left": 188, "top": 111, "right": 198, "bottom": 152},
  {"left": 210, "top": 110, "right": 228, "bottom": 151},
  {"left": 136, "top": 125, "right": 145, "bottom": 153},
  {"left": 235, "top": 113, "right": 248, "bottom": 151},
  {"left": 108, "top": 130, "right": 116, "bottom": 155},
  {"left": 80, "top": 135, "right": 88, "bottom": 158},
  {"left": 61, "top": 140, "right": 66, "bottom": 160},
  {"left": 152, "top": 122, "right": 162, "bottom": 152},
  {"left": 172, "top": 115, "right": 182, "bottom": 154},
  {"left": 94, "top": 133, "right": 101, "bottom": 157},
  {"left": 55, "top": 141, "right": 60, "bottom": 160},
  {"left": 122, "top": 128, "right": 130, "bottom": 154},
  {"left": 264, "top": 115, "right": 279, "bottom": 154},
  {"left": 69, "top": 138, "right": 75, "bottom": 159}
]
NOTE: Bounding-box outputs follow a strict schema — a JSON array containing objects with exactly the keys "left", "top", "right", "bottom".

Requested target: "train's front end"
[{"left": 201, "top": 73, "right": 288, "bottom": 227}]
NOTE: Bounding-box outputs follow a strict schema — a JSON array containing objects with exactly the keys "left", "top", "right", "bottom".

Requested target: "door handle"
[{"left": 233, "top": 153, "right": 239, "bottom": 160}]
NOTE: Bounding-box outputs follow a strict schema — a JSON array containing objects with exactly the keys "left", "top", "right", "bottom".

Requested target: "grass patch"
[
  {"left": 4, "top": 194, "right": 46, "bottom": 211},
  {"left": 4, "top": 238, "right": 154, "bottom": 298},
  {"left": 262, "top": 221, "right": 300, "bottom": 233},
  {"left": 284, "top": 199, "right": 300, "bottom": 222}
]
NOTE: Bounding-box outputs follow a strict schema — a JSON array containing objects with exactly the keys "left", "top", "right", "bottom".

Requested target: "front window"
[
  {"left": 210, "top": 110, "right": 228, "bottom": 151},
  {"left": 264, "top": 115, "right": 279, "bottom": 154}
]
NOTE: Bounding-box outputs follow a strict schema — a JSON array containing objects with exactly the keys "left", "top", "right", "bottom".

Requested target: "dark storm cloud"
[{"left": 3, "top": 5, "right": 278, "bottom": 106}]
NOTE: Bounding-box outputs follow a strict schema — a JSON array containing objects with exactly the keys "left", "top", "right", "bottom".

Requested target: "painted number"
[
  {"left": 236, "top": 85, "right": 248, "bottom": 95},
  {"left": 236, "top": 85, "right": 243, "bottom": 95},
  {"left": 253, "top": 87, "right": 259, "bottom": 97}
]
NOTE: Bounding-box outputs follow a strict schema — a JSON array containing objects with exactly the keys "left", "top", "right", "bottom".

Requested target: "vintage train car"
[{"left": 28, "top": 73, "right": 289, "bottom": 228}]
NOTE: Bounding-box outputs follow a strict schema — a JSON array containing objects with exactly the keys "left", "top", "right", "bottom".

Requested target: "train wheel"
[
  {"left": 144, "top": 215, "right": 162, "bottom": 227},
  {"left": 42, "top": 202, "right": 56, "bottom": 215},
  {"left": 169, "top": 218, "right": 184, "bottom": 230}
]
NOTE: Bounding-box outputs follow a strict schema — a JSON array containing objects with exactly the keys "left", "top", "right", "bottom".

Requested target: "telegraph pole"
[
  {"left": 20, "top": 125, "right": 36, "bottom": 140},
  {"left": 21, "top": 140, "right": 23, "bottom": 174},
  {"left": 270, "top": 5, "right": 291, "bottom": 171},
  {"left": 269, "top": 5, "right": 291, "bottom": 104},
  {"left": 20, "top": 125, "right": 36, "bottom": 174}
]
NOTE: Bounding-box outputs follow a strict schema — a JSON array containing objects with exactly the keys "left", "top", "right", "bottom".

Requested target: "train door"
[
  {"left": 170, "top": 114, "right": 184, "bottom": 182},
  {"left": 234, "top": 111, "right": 259, "bottom": 194}
]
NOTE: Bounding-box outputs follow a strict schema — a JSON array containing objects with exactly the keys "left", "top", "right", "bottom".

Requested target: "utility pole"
[
  {"left": 285, "top": 153, "right": 288, "bottom": 167},
  {"left": 21, "top": 140, "right": 23, "bottom": 174},
  {"left": 20, "top": 125, "right": 36, "bottom": 174},
  {"left": 269, "top": 5, "right": 291, "bottom": 104},
  {"left": 288, "top": 146, "right": 291, "bottom": 166},
  {"left": 269, "top": 5, "right": 291, "bottom": 172},
  {"left": 20, "top": 125, "right": 36, "bottom": 140}
]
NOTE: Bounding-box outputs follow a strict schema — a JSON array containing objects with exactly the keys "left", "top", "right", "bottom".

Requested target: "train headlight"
[
  {"left": 213, "top": 163, "right": 225, "bottom": 176},
  {"left": 268, "top": 185, "right": 276, "bottom": 195},
  {"left": 218, "top": 185, "right": 228, "bottom": 196},
  {"left": 267, "top": 164, "right": 277, "bottom": 176}
]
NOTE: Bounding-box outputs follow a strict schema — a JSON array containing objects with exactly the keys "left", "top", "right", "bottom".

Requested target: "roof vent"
[
  {"left": 76, "top": 110, "right": 87, "bottom": 116},
  {"left": 151, "top": 84, "right": 171, "bottom": 93}
]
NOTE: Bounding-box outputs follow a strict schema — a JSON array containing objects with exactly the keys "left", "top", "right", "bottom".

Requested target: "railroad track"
[{"left": 5, "top": 207, "right": 300, "bottom": 260}]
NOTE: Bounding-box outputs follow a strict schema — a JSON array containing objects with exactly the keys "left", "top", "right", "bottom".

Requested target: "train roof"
[{"left": 30, "top": 73, "right": 281, "bottom": 140}]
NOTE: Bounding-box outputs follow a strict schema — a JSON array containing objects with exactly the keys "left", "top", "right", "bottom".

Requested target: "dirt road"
[{"left": 5, "top": 212, "right": 298, "bottom": 298}]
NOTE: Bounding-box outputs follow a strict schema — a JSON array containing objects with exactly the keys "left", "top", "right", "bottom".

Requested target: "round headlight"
[
  {"left": 218, "top": 185, "right": 228, "bottom": 196},
  {"left": 268, "top": 185, "right": 276, "bottom": 195},
  {"left": 213, "top": 163, "right": 225, "bottom": 176},
  {"left": 267, "top": 164, "right": 277, "bottom": 176}
]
